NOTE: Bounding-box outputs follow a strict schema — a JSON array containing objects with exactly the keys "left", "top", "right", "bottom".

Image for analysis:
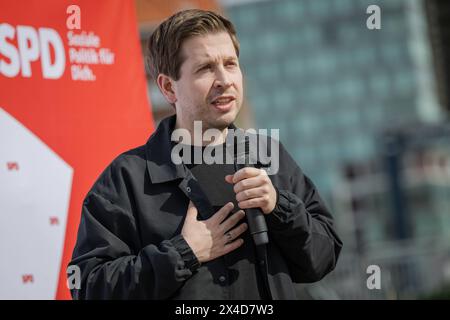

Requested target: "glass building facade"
[{"left": 223, "top": 0, "right": 443, "bottom": 201}]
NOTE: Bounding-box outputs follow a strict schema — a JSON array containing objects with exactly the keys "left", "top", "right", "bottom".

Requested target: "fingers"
[
  {"left": 237, "top": 197, "right": 269, "bottom": 210},
  {"left": 228, "top": 167, "right": 262, "bottom": 184},
  {"left": 185, "top": 201, "right": 198, "bottom": 221},
  {"left": 220, "top": 209, "right": 245, "bottom": 233},
  {"left": 210, "top": 202, "right": 235, "bottom": 224},
  {"left": 235, "top": 186, "right": 270, "bottom": 202},
  {"left": 224, "top": 222, "right": 248, "bottom": 242},
  {"left": 225, "top": 175, "right": 234, "bottom": 184},
  {"left": 222, "top": 238, "right": 245, "bottom": 255},
  {"left": 233, "top": 175, "right": 265, "bottom": 194},
  {"left": 227, "top": 169, "right": 276, "bottom": 214}
]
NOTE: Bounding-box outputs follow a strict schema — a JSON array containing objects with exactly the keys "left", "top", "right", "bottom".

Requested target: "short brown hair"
[{"left": 146, "top": 9, "right": 240, "bottom": 81}]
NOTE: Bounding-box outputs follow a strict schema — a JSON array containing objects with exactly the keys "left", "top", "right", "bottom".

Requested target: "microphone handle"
[
  {"left": 234, "top": 139, "right": 269, "bottom": 246},
  {"left": 246, "top": 206, "right": 269, "bottom": 245}
]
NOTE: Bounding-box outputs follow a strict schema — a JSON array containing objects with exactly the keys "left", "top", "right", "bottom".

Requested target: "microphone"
[{"left": 233, "top": 137, "right": 269, "bottom": 246}]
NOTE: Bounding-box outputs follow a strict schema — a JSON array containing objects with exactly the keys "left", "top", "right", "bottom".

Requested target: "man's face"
[{"left": 172, "top": 32, "right": 243, "bottom": 131}]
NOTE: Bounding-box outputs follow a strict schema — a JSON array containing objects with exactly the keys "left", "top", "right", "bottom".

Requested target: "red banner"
[{"left": 0, "top": 0, "right": 153, "bottom": 299}]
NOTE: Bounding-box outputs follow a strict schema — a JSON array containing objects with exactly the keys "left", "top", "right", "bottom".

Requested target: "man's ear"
[{"left": 156, "top": 74, "right": 177, "bottom": 104}]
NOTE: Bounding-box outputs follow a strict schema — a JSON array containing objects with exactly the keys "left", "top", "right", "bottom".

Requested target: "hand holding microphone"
[
  {"left": 225, "top": 167, "right": 277, "bottom": 246},
  {"left": 225, "top": 168, "right": 277, "bottom": 215}
]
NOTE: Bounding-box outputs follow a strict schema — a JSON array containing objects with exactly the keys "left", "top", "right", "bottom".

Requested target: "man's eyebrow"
[{"left": 194, "top": 56, "right": 237, "bottom": 68}]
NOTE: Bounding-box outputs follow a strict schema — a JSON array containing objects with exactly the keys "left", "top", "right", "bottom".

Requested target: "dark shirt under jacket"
[
  {"left": 69, "top": 115, "right": 343, "bottom": 300},
  {"left": 184, "top": 144, "right": 268, "bottom": 299}
]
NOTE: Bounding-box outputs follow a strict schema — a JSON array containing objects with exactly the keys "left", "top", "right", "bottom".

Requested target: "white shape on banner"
[{"left": 0, "top": 107, "right": 73, "bottom": 299}]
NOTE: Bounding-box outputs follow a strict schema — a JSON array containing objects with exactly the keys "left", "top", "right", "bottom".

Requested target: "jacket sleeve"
[
  {"left": 69, "top": 160, "right": 200, "bottom": 300},
  {"left": 265, "top": 145, "right": 343, "bottom": 283}
]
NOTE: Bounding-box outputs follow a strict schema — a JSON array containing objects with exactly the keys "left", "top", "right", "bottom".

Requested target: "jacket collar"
[
  {"left": 145, "top": 115, "right": 187, "bottom": 183},
  {"left": 145, "top": 115, "right": 241, "bottom": 184}
]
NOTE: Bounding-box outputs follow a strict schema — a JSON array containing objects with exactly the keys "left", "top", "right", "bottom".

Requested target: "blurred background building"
[{"left": 135, "top": 0, "right": 450, "bottom": 299}]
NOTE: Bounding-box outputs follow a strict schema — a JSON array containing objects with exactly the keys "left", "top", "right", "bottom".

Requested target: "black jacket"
[{"left": 69, "top": 115, "right": 342, "bottom": 300}]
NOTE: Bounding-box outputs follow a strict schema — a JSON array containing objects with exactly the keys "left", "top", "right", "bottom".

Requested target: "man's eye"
[
  {"left": 226, "top": 61, "right": 237, "bottom": 67},
  {"left": 200, "top": 64, "right": 212, "bottom": 71}
]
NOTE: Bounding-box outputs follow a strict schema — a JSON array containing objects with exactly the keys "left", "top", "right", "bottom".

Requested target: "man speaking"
[{"left": 69, "top": 9, "right": 342, "bottom": 300}]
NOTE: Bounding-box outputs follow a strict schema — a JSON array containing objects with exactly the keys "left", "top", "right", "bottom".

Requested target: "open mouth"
[{"left": 210, "top": 96, "right": 236, "bottom": 112}]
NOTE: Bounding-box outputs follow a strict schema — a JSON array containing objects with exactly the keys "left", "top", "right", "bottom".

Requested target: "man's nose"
[{"left": 213, "top": 66, "right": 232, "bottom": 88}]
